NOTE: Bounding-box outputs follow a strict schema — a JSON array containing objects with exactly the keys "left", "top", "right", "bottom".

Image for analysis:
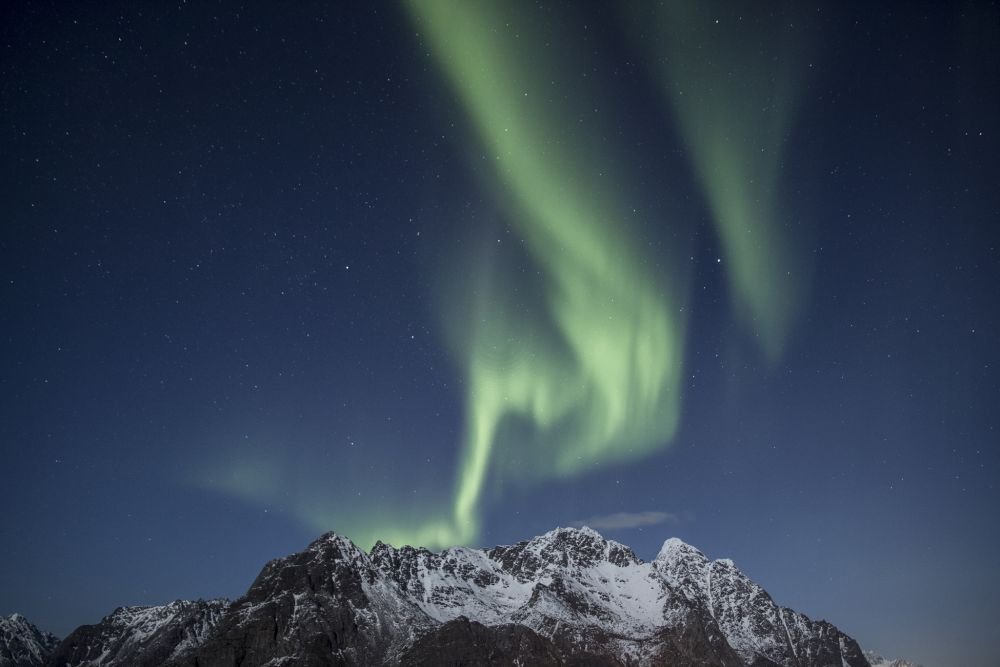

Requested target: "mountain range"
[{"left": 2, "top": 527, "right": 910, "bottom": 666}]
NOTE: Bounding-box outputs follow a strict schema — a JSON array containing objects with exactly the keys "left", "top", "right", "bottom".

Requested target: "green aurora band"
[
  {"left": 637, "top": 0, "right": 812, "bottom": 362},
  {"left": 195, "top": 1, "right": 811, "bottom": 551},
  {"left": 368, "top": 0, "right": 688, "bottom": 548}
]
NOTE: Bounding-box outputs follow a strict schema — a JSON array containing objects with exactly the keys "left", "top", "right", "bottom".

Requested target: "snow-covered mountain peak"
[
  {"left": 548, "top": 526, "right": 604, "bottom": 541},
  {"left": 0, "top": 612, "right": 59, "bottom": 667},
  {"left": 535, "top": 524, "right": 609, "bottom": 545},
  {"left": 308, "top": 531, "right": 369, "bottom": 561},
  {"left": 490, "top": 525, "right": 641, "bottom": 577},
  {"left": 656, "top": 536, "right": 707, "bottom": 562}
]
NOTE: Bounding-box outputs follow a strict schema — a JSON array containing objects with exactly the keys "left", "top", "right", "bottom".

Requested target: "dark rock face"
[
  {"left": 0, "top": 614, "right": 59, "bottom": 667},
  {"left": 45, "top": 599, "right": 226, "bottom": 667},
  {"left": 399, "top": 617, "right": 570, "bottom": 666},
  {"left": 168, "top": 534, "right": 431, "bottom": 667},
  {"left": 643, "top": 599, "right": 745, "bottom": 667},
  {"left": 44, "top": 527, "right": 874, "bottom": 667}
]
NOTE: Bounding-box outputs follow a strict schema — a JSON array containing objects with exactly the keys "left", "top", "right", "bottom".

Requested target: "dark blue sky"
[{"left": 2, "top": 2, "right": 998, "bottom": 666}]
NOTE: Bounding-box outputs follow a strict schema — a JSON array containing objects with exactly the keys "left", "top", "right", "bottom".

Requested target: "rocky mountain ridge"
[
  {"left": 0, "top": 614, "right": 59, "bottom": 667},
  {"left": 47, "top": 599, "right": 228, "bottom": 667},
  {"left": 8, "top": 527, "right": 875, "bottom": 666}
]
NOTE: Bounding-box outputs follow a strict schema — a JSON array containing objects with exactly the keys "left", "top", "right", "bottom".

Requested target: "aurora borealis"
[
  {"left": 387, "top": 0, "right": 687, "bottom": 548},
  {"left": 640, "top": 0, "right": 812, "bottom": 362},
  {"left": 332, "top": 0, "right": 815, "bottom": 550},
  {"left": 3, "top": 2, "right": 999, "bottom": 665}
]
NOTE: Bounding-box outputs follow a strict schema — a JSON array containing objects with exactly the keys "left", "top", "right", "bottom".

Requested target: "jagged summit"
[
  {"left": 23, "top": 526, "right": 877, "bottom": 667},
  {"left": 540, "top": 524, "right": 606, "bottom": 542},
  {"left": 309, "top": 530, "right": 369, "bottom": 555},
  {"left": 488, "top": 525, "right": 642, "bottom": 576},
  {"left": 532, "top": 524, "right": 636, "bottom": 556},
  {"left": 0, "top": 613, "right": 59, "bottom": 667}
]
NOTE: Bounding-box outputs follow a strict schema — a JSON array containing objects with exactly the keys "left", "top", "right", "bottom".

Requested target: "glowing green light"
[
  {"left": 636, "top": 0, "right": 812, "bottom": 362},
  {"left": 387, "top": 0, "right": 686, "bottom": 548},
  {"left": 194, "top": 2, "right": 812, "bottom": 551}
]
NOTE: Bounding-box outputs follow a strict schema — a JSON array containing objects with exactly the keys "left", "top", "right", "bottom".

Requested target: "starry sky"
[{"left": 1, "top": 2, "right": 998, "bottom": 665}]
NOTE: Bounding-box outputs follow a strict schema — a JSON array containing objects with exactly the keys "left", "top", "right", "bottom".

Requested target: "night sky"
[{"left": 2, "top": 2, "right": 998, "bottom": 665}]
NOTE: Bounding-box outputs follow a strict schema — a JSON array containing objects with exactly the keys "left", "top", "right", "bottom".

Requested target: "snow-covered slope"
[
  {"left": 0, "top": 614, "right": 59, "bottom": 667},
  {"left": 369, "top": 527, "right": 716, "bottom": 663},
  {"left": 655, "top": 537, "right": 869, "bottom": 666},
  {"left": 48, "top": 527, "right": 873, "bottom": 666},
  {"left": 47, "top": 599, "right": 227, "bottom": 667}
]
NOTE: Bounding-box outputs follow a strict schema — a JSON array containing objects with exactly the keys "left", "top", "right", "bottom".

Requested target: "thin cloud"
[{"left": 571, "top": 510, "right": 682, "bottom": 531}]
